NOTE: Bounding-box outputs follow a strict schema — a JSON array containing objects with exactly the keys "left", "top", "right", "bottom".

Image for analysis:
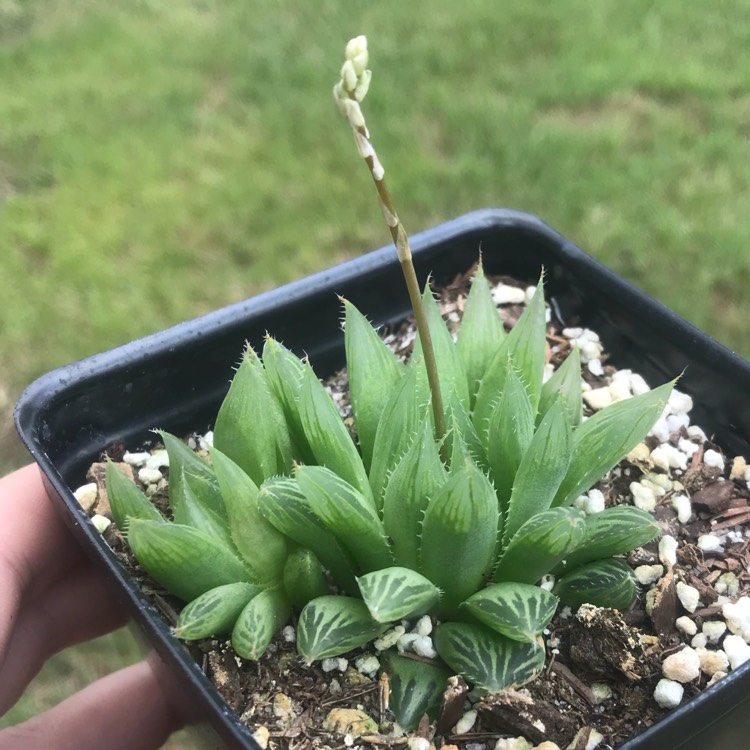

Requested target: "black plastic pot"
[{"left": 14, "top": 209, "right": 750, "bottom": 749}]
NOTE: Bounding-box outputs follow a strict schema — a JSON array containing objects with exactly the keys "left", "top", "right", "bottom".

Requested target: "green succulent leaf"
[
  {"left": 485, "top": 363, "right": 535, "bottom": 509},
  {"left": 232, "top": 587, "right": 291, "bottom": 660},
  {"left": 504, "top": 400, "right": 572, "bottom": 542},
  {"left": 213, "top": 348, "right": 293, "bottom": 485},
  {"left": 126, "top": 518, "right": 254, "bottom": 602},
  {"left": 261, "top": 337, "right": 316, "bottom": 464},
  {"left": 380, "top": 651, "right": 451, "bottom": 731},
  {"left": 456, "top": 261, "right": 506, "bottom": 409},
  {"left": 553, "top": 558, "right": 637, "bottom": 610},
  {"left": 298, "top": 363, "right": 373, "bottom": 503},
  {"left": 419, "top": 458, "right": 499, "bottom": 616},
  {"left": 105, "top": 461, "right": 165, "bottom": 530},
  {"left": 174, "top": 582, "right": 262, "bottom": 640},
  {"left": 212, "top": 447, "right": 289, "bottom": 582},
  {"left": 554, "top": 380, "right": 675, "bottom": 507},
  {"left": 173, "top": 468, "right": 232, "bottom": 548},
  {"left": 369, "top": 364, "right": 429, "bottom": 508},
  {"left": 412, "top": 282, "right": 470, "bottom": 413},
  {"left": 157, "top": 431, "right": 222, "bottom": 519},
  {"left": 297, "top": 596, "right": 388, "bottom": 662},
  {"left": 344, "top": 299, "right": 404, "bottom": 471},
  {"left": 434, "top": 621, "right": 545, "bottom": 693},
  {"left": 444, "top": 395, "right": 486, "bottom": 469},
  {"left": 258, "top": 476, "right": 359, "bottom": 594},
  {"left": 357, "top": 567, "right": 441, "bottom": 622},
  {"left": 554, "top": 506, "right": 660, "bottom": 574},
  {"left": 383, "top": 417, "right": 446, "bottom": 570},
  {"left": 538, "top": 346, "right": 583, "bottom": 427},
  {"left": 461, "top": 582, "right": 558, "bottom": 642},
  {"left": 296, "top": 465, "right": 393, "bottom": 573},
  {"left": 283, "top": 547, "right": 330, "bottom": 608},
  {"left": 494, "top": 507, "right": 586, "bottom": 585},
  {"left": 473, "top": 276, "right": 547, "bottom": 431}
]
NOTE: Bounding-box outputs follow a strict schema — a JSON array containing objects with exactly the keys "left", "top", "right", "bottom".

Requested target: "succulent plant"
[{"left": 105, "top": 35, "right": 674, "bottom": 726}]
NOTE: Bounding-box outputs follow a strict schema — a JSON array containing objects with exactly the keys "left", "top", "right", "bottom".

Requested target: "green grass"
[{"left": 1, "top": 0, "right": 749, "bottom": 740}]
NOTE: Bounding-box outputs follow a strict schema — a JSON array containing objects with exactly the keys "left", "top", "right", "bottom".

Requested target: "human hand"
[{"left": 0, "top": 465, "right": 182, "bottom": 749}]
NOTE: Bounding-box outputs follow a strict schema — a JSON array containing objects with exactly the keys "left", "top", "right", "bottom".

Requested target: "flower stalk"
[{"left": 334, "top": 35, "right": 447, "bottom": 446}]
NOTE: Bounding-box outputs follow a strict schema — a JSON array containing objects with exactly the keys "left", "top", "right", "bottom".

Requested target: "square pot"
[{"left": 14, "top": 209, "right": 750, "bottom": 749}]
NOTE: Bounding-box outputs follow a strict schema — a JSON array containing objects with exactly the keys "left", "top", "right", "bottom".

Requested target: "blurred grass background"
[{"left": 1, "top": 0, "right": 748, "bottom": 744}]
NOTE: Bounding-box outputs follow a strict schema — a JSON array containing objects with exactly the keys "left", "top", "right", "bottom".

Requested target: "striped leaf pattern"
[
  {"left": 296, "top": 466, "right": 394, "bottom": 573},
  {"left": 553, "top": 558, "right": 637, "bottom": 609},
  {"left": 296, "top": 596, "right": 388, "bottom": 662},
  {"left": 555, "top": 506, "right": 659, "bottom": 573},
  {"left": 232, "top": 587, "right": 291, "bottom": 660},
  {"left": 434, "top": 621, "right": 545, "bottom": 693},
  {"left": 174, "top": 582, "right": 261, "bottom": 640},
  {"left": 380, "top": 652, "right": 451, "bottom": 730},
  {"left": 494, "top": 507, "right": 586, "bottom": 585},
  {"left": 258, "top": 476, "right": 359, "bottom": 594},
  {"left": 462, "top": 582, "right": 558, "bottom": 642},
  {"left": 357, "top": 567, "right": 441, "bottom": 622}
]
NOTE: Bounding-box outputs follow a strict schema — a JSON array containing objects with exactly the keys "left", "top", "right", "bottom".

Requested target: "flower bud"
[
  {"left": 340, "top": 59, "right": 358, "bottom": 92},
  {"left": 343, "top": 98, "right": 365, "bottom": 128},
  {"left": 351, "top": 50, "right": 369, "bottom": 76},
  {"left": 354, "top": 69, "right": 372, "bottom": 101},
  {"left": 345, "top": 35, "right": 368, "bottom": 62}
]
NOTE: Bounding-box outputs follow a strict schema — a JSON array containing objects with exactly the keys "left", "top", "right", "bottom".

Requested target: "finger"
[
  {"left": 0, "top": 465, "right": 88, "bottom": 662},
  {"left": 0, "top": 660, "right": 182, "bottom": 750},
  {"left": 0, "top": 564, "right": 127, "bottom": 716}
]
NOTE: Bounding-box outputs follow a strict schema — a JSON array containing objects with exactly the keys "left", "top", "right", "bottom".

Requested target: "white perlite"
[
  {"left": 676, "top": 582, "right": 700, "bottom": 613},
  {"left": 414, "top": 615, "right": 433, "bottom": 636},
  {"left": 453, "top": 709, "right": 478, "bottom": 735},
  {"left": 702, "top": 621, "right": 727, "bottom": 644},
  {"left": 634, "top": 565, "right": 664, "bottom": 586},
  {"left": 583, "top": 387, "right": 613, "bottom": 411},
  {"left": 723, "top": 635, "right": 750, "bottom": 669},
  {"left": 662, "top": 647, "right": 701, "bottom": 682},
  {"left": 492, "top": 283, "right": 527, "bottom": 305},
  {"left": 123, "top": 450, "right": 150, "bottom": 466},
  {"left": 355, "top": 654, "right": 380, "bottom": 677},
  {"left": 653, "top": 678, "right": 684, "bottom": 709},
  {"left": 74, "top": 482, "right": 98, "bottom": 511},
  {"left": 675, "top": 616, "right": 697, "bottom": 636},
  {"left": 91, "top": 514, "right": 111, "bottom": 534},
  {"left": 651, "top": 444, "right": 688, "bottom": 471},
  {"left": 407, "top": 738, "right": 430, "bottom": 750},
  {"left": 138, "top": 467, "right": 163, "bottom": 485},
  {"left": 697, "top": 534, "right": 723, "bottom": 553},
  {"left": 282, "top": 626, "right": 296, "bottom": 643},
  {"left": 659, "top": 535, "right": 678, "bottom": 566},
  {"left": 697, "top": 647, "right": 729, "bottom": 676},
  {"left": 321, "top": 658, "right": 348, "bottom": 673},
  {"left": 630, "top": 481, "right": 657, "bottom": 512},
  {"left": 494, "top": 738, "right": 532, "bottom": 750},
  {"left": 671, "top": 494, "right": 692, "bottom": 524},
  {"left": 668, "top": 389, "right": 693, "bottom": 415},
  {"left": 723, "top": 597, "right": 750, "bottom": 641},
  {"left": 703, "top": 449, "right": 725, "bottom": 470}
]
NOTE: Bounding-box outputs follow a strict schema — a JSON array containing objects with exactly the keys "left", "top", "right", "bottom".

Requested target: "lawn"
[{"left": 1, "top": 0, "right": 749, "bottom": 742}]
